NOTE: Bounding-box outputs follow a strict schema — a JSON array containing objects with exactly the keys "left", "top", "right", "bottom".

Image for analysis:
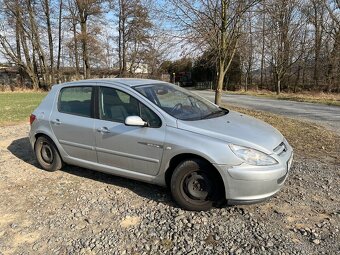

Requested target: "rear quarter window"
[{"left": 58, "top": 86, "right": 93, "bottom": 117}]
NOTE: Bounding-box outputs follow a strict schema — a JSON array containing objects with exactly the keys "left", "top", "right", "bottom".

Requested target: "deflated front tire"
[{"left": 170, "top": 159, "right": 221, "bottom": 211}]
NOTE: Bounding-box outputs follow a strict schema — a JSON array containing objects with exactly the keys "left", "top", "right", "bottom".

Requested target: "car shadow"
[{"left": 7, "top": 137, "right": 176, "bottom": 208}]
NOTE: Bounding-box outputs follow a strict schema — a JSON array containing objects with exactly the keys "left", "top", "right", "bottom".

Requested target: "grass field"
[{"left": 0, "top": 92, "right": 47, "bottom": 126}]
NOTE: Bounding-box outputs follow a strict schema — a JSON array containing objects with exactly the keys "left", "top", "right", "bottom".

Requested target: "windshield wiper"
[{"left": 201, "top": 109, "right": 225, "bottom": 119}]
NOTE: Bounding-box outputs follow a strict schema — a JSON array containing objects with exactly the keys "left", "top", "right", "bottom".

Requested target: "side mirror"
[{"left": 124, "top": 116, "right": 148, "bottom": 127}]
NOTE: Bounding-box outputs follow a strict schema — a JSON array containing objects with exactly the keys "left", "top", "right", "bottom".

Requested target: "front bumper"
[{"left": 214, "top": 150, "right": 293, "bottom": 203}]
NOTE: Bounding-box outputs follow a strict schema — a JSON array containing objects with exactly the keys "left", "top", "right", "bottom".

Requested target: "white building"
[{"left": 127, "top": 62, "right": 149, "bottom": 74}]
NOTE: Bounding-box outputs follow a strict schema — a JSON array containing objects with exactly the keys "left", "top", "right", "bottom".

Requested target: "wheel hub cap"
[
  {"left": 41, "top": 143, "right": 53, "bottom": 164},
  {"left": 184, "top": 172, "right": 211, "bottom": 200}
]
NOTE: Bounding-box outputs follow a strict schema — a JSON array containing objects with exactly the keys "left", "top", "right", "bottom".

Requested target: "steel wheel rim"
[
  {"left": 41, "top": 142, "right": 53, "bottom": 164},
  {"left": 183, "top": 171, "right": 212, "bottom": 201}
]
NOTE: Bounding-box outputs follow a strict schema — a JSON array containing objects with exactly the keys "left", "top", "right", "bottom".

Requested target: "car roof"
[{"left": 55, "top": 78, "right": 168, "bottom": 88}]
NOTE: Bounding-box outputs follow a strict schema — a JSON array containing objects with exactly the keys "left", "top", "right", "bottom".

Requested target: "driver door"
[{"left": 94, "top": 86, "right": 166, "bottom": 176}]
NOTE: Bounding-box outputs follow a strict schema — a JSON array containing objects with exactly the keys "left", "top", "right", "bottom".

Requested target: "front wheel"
[
  {"left": 170, "top": 159, "right": 220, "bottom": 211},
  {"left": 34, "top": 136, "right": 63, "bottom": 172}
]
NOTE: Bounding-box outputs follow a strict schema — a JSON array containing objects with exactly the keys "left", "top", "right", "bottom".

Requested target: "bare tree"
[
  {"left": 27, "top": 0, "right": 51, "bottom": 87},
  {"left": 260, "top": 1, "right": 266, "bottom": 88},
  {"left": 66, "top": 0, "right": 81, "bottom": 77},
  {"left": 74, "top": 0, "right": 102, "bottom": 79},
  {"left": 240, "top": 8, "right": 256, "bottom": 91},
  {"left": 127, "top": 3, "right": 152, "bottom": 75},
  {"left": 117, "top": 0, "right": 128, "bottom": 76},
  {"left": 1, "top": 0, "right": 40, "bottom": 88},
  {"left": 116, "top": 0, "right": 153, "bottom": 77},
  {"left": 168, "top": 0, "right": 258, "bottom": 105},
  {"left": 305, "top": 0, "right": 326, "bottom": 89},
  {"left": 14, "top": 0, "right": 24, "bottom": 86},
  {"left": 0, "top": 0, "right": 339, "bottom": 93},
  {"left": 42, "top": 0, "right": 54, "bottom": 84},
  {"left": 57, "top": 0, "right": 63, "bottom": 80},
  {"left": 323, "top": 0, "right": 340, "bottom": 92},
  {"left": 265, "top": 0, "right": 304, "bottom": 94}
]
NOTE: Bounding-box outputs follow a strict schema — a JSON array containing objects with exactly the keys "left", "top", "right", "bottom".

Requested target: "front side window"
[
  {"left": 135, "top": 83, "right": 228, "bottom": 120},
  {"left": 99, "top": 87, "right": 161, "bottom": 127},
  {"left": 58, "top": 86, "right": 93, "bottom": 117}
]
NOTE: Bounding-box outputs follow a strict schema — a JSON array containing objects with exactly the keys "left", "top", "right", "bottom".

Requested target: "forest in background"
[{"left": 0, "top": 0, "right": 339, "bottom": 103}]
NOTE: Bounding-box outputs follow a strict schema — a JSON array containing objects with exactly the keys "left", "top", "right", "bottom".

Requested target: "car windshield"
[{"left": 134, "top": 83, "right": 228, "bottom": 120}]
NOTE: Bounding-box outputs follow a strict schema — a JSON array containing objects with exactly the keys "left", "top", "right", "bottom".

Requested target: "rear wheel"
[
  {"left": 35, "top": 136, "right": 63, "bottom": 172},
  {"left": 170, "top": 159, "right": 221, "bottom": 211}
]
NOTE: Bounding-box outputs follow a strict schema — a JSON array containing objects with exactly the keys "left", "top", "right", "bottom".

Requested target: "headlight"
[{"left": 229, "top": 144, "right": 278, "bottom": 166}]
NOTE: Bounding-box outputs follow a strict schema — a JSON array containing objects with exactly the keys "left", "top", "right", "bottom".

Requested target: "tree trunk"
[
  {"left": 294, "top": 64, "right": 301, "bottom": 93},
  {"left": 80, "top": 20, "right": 90, "bottom": 79},
  {"left": 312, "top": 2, "right": 322, "bottom": 90},
  {"left": 215, "top": 61, "right": 224, "bottom": 105},
  {"left": 277, "top": 78, "right": 281, "bottom": 95},
  {"left": 57, "top": 0, "right": 63, "bottom": 82},
  {"left": 301, "top": 63, "right": 306, "bottom": 90},
  {"left": 247, "top": 12, "right": 253, "bottom": 91},
  {"left": 122, "top": 30, "right": 127, "bottom": 76},
  {"left": 20, "top": 31, "right": 39, "bottom": 89},
  {"left": 214, "top": 0, "right": 227, "bottom": 105},
  {"left": 260, "top": 2, "right": 266, "bottom": 88},
  {"left": 72, "top": 21, "right": 80, "bottom": 78},
  {"left": 44, "top": 0, "right": 54, "bottom": 85},
  {"left": 15, "top": 1, "right": 24, "bottom": 87},
  {"left": 27, "top": 0, "right": 50, "bottom": 87},
  {"left": 118, "top": 0, "right": 127, "bottom": 77},
  {"left": 118, "top": 0, "right": 122, "bottom": 75}
]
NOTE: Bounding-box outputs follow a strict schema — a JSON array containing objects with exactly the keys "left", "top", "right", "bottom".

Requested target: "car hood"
[{"left": 177, "top": 110, "right": 283, "bottom": 154}]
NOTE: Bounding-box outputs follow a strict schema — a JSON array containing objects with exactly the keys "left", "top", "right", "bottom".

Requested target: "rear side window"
[{"left": 58, "top": 86, "right": 93, "bottom": 117}]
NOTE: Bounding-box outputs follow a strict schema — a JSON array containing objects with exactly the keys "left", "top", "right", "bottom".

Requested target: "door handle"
[
  {"left": 97, "top": 127, "right": 110, "bottom": 134},
  {"left": 53, "top": 119, "right": 61, "bottom": 125}
]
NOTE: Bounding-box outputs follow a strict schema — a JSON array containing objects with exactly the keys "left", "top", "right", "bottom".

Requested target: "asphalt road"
[{"left": 194, "top": 90, "right": 340, "bottom": 135}]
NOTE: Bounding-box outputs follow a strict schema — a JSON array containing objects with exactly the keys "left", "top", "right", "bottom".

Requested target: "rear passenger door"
[{"left": 50, "top": 86, "right": 97, "bottom": 162}]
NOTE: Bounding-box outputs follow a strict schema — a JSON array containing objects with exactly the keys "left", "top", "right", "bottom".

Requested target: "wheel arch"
[
  {"left": 34, "top": 132, "right": 63, "bottom": 159},
  {"left": 34, "top": 132, "right": 55, "bottom": 147},
  {"left": 34, "top": 132, "right": 64, "bottom": 171},
  {"left": 164, "top": 153, "right": 225, "bottom": 194}
]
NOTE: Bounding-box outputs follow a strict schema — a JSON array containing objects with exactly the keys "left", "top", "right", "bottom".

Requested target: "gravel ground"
[{"left": 0, "top": 124, "right": 339, "bottom": 255}]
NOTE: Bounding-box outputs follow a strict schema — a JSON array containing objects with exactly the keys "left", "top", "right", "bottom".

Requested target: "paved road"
[{"left": 194, "top": 90, "right": 340, "bottom": 135}]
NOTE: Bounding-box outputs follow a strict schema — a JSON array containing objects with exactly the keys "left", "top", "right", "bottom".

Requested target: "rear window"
[{"left": 58, "top": 86, "right": 93, "bottom": 117}]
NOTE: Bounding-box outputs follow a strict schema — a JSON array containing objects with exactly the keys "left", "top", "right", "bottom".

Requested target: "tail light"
[{"left": 30, "top": 114, "right": 36, "bottom": 125}]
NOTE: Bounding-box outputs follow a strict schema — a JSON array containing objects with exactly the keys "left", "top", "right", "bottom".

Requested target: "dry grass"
[
  {"left": 223, "top": 104, "right": 340, "bottom": 164},
  {"left": 225, "top": 89, "right": 340, "bottom": 106}
]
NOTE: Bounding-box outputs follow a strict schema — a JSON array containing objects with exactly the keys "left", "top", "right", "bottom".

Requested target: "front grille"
[{"left": 273, "top": 142, "right": 287, "bottom": 156}]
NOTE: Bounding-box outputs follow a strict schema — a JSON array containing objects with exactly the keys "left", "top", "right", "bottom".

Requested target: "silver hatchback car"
[{"left": 29, "top": 79, "right": 293, "bottom": 211}]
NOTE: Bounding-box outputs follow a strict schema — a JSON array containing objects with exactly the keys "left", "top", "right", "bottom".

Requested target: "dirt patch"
[{"left": 120, "top": 216, "right": 141, "bottom": 228}]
